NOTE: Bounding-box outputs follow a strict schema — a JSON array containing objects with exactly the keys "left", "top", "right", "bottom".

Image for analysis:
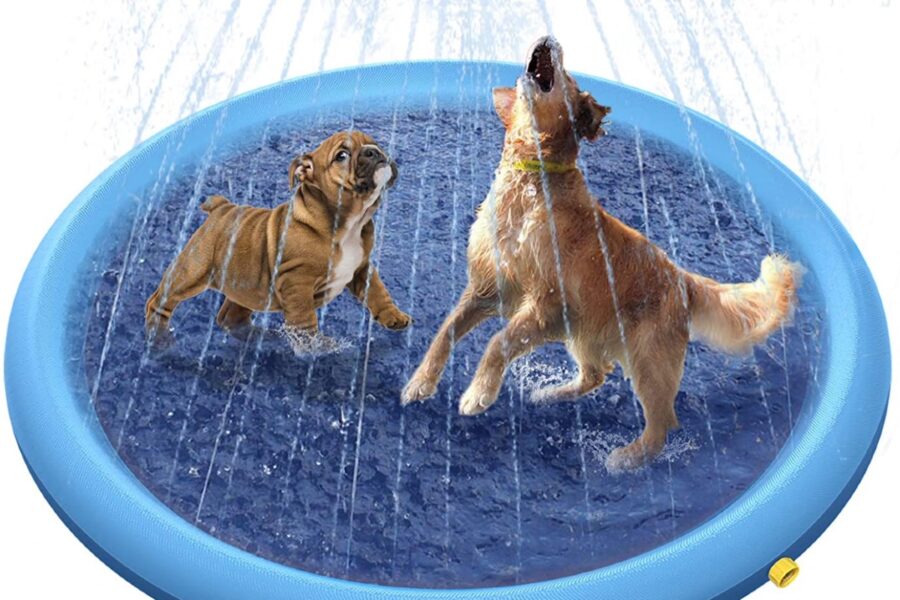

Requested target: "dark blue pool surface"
[{"left": 72, "top": 103, "right": 824, "bottom": 588}]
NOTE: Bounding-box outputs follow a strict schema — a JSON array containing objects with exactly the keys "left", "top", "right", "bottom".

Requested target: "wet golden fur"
[
  {"left": 145, "top": 131, "right": 410, "bottom": 349},
  {"left": 403, "top": 38, "right": 800, "bottom": 471}
]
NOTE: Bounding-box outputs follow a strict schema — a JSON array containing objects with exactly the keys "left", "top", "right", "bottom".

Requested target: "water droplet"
[{"left": 525, "top": 183, "right": 537, "bottom": 197}]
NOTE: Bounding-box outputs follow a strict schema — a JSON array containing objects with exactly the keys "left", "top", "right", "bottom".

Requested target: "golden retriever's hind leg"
[
  {"left": 529, "top": 359, "right": 613, "bottom": 405},
  {"left": 606, "top": 332, "right": 685, "bottom": 473},
  {"left": 216, "top": 298, "right": 254, "bottom": 340}
]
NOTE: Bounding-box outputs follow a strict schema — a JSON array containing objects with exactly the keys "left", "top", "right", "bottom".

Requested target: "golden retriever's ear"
[
  {"left": 289, "top": 154, "right": 314, "bottom": 189},
  {"left": 575, "top": 91, "right": 612, "bottom": 141},
  {"left": 492, "top": 87, "right": 516, "bottom": 129}
]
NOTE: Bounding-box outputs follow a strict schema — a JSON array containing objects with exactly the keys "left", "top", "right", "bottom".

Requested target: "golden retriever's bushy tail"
[{"left": 684, "top": 255, "right": 803, "bottom": 355}]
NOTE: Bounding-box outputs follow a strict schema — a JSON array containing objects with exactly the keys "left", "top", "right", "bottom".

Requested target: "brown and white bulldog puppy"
[
  {"left": 145, "top": 130, "right": 410, "bottom": 348},
  {"left": 402, "top": 37, "right": 800, "bottom": 471}
]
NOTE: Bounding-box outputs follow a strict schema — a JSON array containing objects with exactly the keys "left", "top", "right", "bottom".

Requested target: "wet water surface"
[{"left": 73, "top": 102, "right": 823, "bottom": 588}]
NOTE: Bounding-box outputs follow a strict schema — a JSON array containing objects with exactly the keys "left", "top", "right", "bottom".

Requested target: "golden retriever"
[{"left": 402, "top": 37, "right": 800, "bottom": 471}]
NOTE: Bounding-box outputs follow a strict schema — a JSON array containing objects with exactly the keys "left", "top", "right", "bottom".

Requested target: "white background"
[{"left": 1, "top": 1, "right": 898, "bottom": 598}]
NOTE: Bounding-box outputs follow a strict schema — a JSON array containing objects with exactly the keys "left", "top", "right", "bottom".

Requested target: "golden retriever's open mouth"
[{"left": 526, "top": 36, "right": 557, "bottom": 93}]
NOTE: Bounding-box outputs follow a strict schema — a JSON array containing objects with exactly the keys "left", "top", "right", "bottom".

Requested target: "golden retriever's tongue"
[{"left": 527, "top": 36, "right": 558, "bottom": 92}]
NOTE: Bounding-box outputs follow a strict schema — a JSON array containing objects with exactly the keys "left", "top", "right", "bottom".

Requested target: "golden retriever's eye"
[{"left": 334, "top": 149, "right": 350, "bottom": 163}]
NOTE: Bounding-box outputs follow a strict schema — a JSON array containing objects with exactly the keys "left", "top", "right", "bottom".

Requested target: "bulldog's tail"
[
  {"left": 685, "top": 255, "right": 802, "bottom": 355},
  {"left": 201, "top": 195, "right": 232, "bottom": 213}
]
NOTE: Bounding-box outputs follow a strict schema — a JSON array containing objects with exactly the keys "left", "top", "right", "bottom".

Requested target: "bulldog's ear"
[
  {"left": 492, "top": 87, "right": 516, "bottom": 129},
  {"left": 575, "top": 91, "right": 612, "bottom": 141},
  {"left": 289, "top": 154, "right": 315, "bottom": 189}
]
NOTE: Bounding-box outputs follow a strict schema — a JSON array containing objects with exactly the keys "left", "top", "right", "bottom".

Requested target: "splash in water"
[{"left": 280, "top": 326, "right": 352, "bottom": 356}]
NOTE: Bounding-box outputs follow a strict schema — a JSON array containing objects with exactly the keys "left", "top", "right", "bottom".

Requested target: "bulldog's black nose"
[{"left": 361, "top": 145, "right": 386, "bottom": 161}]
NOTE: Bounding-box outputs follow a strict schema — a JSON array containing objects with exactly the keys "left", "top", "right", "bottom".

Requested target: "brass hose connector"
[{"left": 769, "top": 557, "right": 800, "bottom": 588}]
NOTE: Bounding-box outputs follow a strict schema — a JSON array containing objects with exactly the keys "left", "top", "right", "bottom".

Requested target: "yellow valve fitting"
[{"left": 769, "top": 557, "right": 800, "bottom": 588}]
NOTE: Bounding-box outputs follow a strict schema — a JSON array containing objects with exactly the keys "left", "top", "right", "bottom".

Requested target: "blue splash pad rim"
[{"left": 5, "top": 61, "right": 890, "bottom": 599}]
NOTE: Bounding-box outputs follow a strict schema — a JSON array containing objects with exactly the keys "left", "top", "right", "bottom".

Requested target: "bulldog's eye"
[{"left": 334, "top": 150, "right": 350, "bottom": 163}]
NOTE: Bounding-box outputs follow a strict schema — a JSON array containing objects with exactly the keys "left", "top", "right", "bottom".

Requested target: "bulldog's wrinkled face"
[
  {"left": 290, "top": 130, "right": 398, "bottom": 205},
  {"left": 493, "top": 36, "right": 612, "bottom": 151}
]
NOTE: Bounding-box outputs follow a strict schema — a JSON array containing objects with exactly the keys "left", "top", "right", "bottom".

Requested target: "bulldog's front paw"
[
  {"left": 375, "top": 306, "right": 412, "bottom": 330},
  {"left": 224, "top": 323, "right": 255, "bottom": 342},
  {"left": 401, "top": 370, "right": 437, "bottom": 405}
]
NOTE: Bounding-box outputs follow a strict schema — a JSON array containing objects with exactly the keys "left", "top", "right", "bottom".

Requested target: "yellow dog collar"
[{"left": 510, "top": 158, "right": 577, "bottom": 173}]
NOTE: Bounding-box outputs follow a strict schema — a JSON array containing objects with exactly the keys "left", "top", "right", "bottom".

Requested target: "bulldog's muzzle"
[{"left": 355, "top": 144, "right": 397, "bottom": 193}]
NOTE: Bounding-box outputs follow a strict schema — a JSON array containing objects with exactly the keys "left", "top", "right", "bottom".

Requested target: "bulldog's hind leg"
[
  {"left": 216, "top": 298, "right": 254, "bottom": 340},
  {"left": 145, "top": 241, "right": 214, "bottom": 349},
  {"left": 606, "top": 325, "right": 686, "bottom": 472}
]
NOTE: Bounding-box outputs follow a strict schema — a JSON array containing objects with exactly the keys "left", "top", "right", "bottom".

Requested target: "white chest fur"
[
  {"left": 323, "top": 221, "right": 366, "bottom": 302},
  {"left": 322, "top": 164, "right": 391, "bottom": 303}
]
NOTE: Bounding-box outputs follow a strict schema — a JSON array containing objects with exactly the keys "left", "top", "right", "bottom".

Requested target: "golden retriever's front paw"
[
  {"left": 401, "top": 372, "right": 437, "bottom": 405},
  {"left": 458, "top": 383, "right": 498, "bottom": 416},
  {"left": 375, "top": 306, "right": 412, "bottom": 330}
]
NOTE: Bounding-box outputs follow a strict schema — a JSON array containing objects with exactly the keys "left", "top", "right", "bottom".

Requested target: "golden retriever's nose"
[{"left": 531, "top": 35, "right": 559, "bottom": 52}]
